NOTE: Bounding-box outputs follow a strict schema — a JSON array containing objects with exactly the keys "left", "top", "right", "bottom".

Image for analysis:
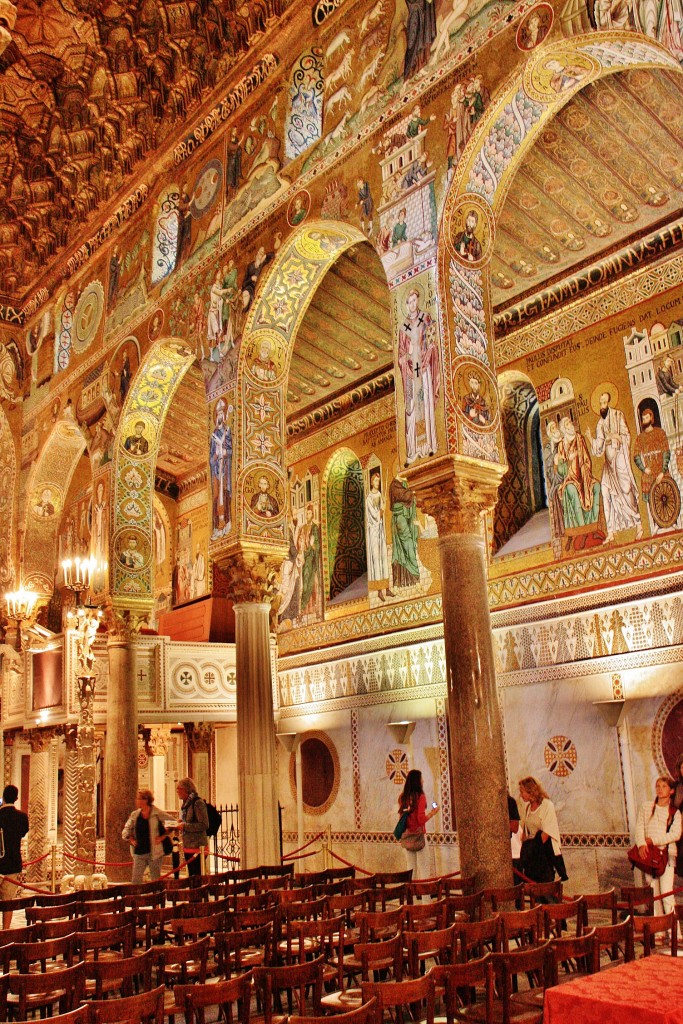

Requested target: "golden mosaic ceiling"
[
  {"left": 492, "top": 67, "right": 683, "bottom": 309},
  {"left": 0, "top": 0, "right": 283, "bottom": 305},
  {"left": 156, "top": 360, "right": 208, "bottom": 484},
  {"left": 286, "top": 243, "right": 394, "bottom": 420}
]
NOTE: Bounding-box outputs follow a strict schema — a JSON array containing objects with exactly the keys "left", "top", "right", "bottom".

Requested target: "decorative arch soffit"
[
  {"left": 0, "top": 404, "right": 17, "bottom": 589},
  {"left": 438, "top": 30, "right": 681, "bottom": 466},
  {"left": 24, "top": 416, "right": 89, "bottom": 596},
  {"left": 110, "top": 337, "right": 197, "bottom": 607},
  {"left": 234, "top": 220, "right": 370, "bottom": 554}
]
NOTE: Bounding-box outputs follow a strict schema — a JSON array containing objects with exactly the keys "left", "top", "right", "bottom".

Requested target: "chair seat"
[{"left": 320, "top": 987, "right": 363, "bottom": 1013}]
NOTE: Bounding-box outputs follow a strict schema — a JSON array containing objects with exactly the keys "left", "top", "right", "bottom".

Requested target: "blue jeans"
[{"left": 131, "top": 853, "right": 161, "bottom": 883}]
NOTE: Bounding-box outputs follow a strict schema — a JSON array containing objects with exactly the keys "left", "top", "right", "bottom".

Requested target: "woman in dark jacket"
[{"left": 176, "top": 776, "right": 209, "bottom": 877}]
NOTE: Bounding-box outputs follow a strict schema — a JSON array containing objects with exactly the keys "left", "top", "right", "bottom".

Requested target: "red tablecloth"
[{"left": 544, "top": 957, "right": 683, "bottom": 1024}]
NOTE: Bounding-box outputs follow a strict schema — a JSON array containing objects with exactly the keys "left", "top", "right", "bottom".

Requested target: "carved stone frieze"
[
  {"left": 406, "top": 456, "right": 506, "bottom": 537},
  {"left": 0, "top": 1, "right": 16, "bottom": 56},
  {"left": 103, "top": 599, "right": 150, "bottom": 644},
  {"left": 64, "top": 724, "right": 78, "bottom": 752},
  {"left": 143, "top": 726, "right": 169, "bottom": 758}
]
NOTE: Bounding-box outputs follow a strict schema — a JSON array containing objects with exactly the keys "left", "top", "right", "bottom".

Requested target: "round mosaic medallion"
[
  {"left": 544, "top": 735, "right": 577, "bottom": 777},
  {"left": 386, "top": 748, "right": 409, "bottom": 785},
  {"left": 73, "top": 281, "right": 105, "bottom": 353}
]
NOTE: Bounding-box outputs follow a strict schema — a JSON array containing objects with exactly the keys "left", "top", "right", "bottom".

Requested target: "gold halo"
[
  {"left": 403, "top": 282, "right": 424, "bottom": 313},
  {"left": 590, "top": 381, "right": 618, "bottom": 416}
]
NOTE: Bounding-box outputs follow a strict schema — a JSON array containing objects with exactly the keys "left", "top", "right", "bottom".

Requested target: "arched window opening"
[{"left": 326, "top": 449, "right": 367, "bottom": 604}]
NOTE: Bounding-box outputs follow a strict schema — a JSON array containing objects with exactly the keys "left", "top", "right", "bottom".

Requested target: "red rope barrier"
[
  {"left": 22, "top": 850, "right": 52, "bottom": 867},
  {"left": 281, "top": 831, "right": 326, "bottom": 861},
  {"left": 0, "top": 873, "right": 55, "bottom": 896},
  {"left": 328, "top": 849, "right": 374, "bottom": 875},
  {"left": 282, "top": 848, "right": 321, "bottom": 862},
  {"left": 63, "top": 853, "right": 133, "bottom": 868}
]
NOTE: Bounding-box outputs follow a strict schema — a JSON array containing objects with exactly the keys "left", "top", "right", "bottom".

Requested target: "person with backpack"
[
  {"left": 176, "top": 777, "right": 209, "bottom": 877},
  {"left": 0, "top": 784, "right": 29, "bottom": 929}
]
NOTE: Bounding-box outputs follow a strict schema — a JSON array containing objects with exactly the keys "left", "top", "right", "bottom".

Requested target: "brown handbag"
[{"left": 401, "top": 832, "right": 426, "bottom": 852}]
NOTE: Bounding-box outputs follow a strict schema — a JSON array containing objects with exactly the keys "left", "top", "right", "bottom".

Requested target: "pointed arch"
[
  {"left": 233, "top": 220, "right": 372, "bottom": 559},
  {"left": 0, "top": 403, "right": 17, "bottom": 588},
  {"left": 437, "top": 31, "right": 682, "bottom": 467},
  {"left": 23, "top": 416, "right": 90, "bottom": 595},
  {"left": 110, "top": 337, "right": 200, "bottom": 606},
  {"left": 322, "top": 446, "right": 367, "bottom": 603}
]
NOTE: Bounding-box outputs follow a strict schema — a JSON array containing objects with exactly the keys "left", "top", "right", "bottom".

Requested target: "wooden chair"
[
  {"left": 138, "top": 905, "right": 177, "bottom": 947},
  {"left": 353, "top": 875, "right": 378, "bottom": 891},
  {"left": 548, "top": 929, "right": 597, "bottom": 986},
  {"left": 290, "top": 998, "right": 377, "bottom": 1024},
  {"left": 323, "top": 930, "right": 404, "bottom": 1011},
  {"left": 26, "top": 903, "right": 82, "bottom": 924},
  {"left": 261, "top": 864, "right": 295, "bottom": 879},
  {"left": 373, "top": 883, "right": 409, "bottom": 912},
  {"left": 431, "top": 954, "right": 495, "bottom": 1024},
  {"left": 361, "top": 971, "right": 436, "bottom": 1024},
  {"left": 153, "top": 934, "right": 210, "bottom": 986},
  {"left": 328, "top": 889, "right": 373, "bottom": 943},
  {"left": 35, "top": 892, "right": 81, "bottom": 907},
  {"left": 481, "top": 886, "right": 523, "bottom": 913},
  {"left": 441, "top": 876, "right": 476, "bottom": 897},
  {"left": 489, "top": 941, "right": 553, "bottom": 1024},
  {"left": 10, "top": 1008, "right": 89, "bottom": 1024},
  {"left": 633, "top": 910, "right": 678, "bottom": 957},
  {"left": 590, "top": 917, "right": 635, "bottom": 970},
  {"left": 38, "top": 916, "right": 87, "bottom": 940},
  {"left": 404, "top": 898, "right": 448, "bottom": 933},
  {"left": 251, "top": 954, "right": 325, "bottom": 1024},
  {"left": 175, "top": 973, "right": 252, "bottom": 1024},
  {"left": 80, "top": 897, "right": 126, "bottom": 917},
  {"left": 76, "top": 922, "right": 134, "bottom": 961},
  {"left": 575, "top": 888, "right": 618, "bottom": 927},
  {"left": 85, "top": 946, "right": 155, "bottom": 1000},
  {"left": 85, "top": 983, "right": 165, "bottom": 1024},
  {"left": 498, "top": 906, "right": 542, "bottom": 951},
  {"left": 13, "top": 933, "right": 77, "bottom": 973},
  {"left": 457, "top": 915, "right": 502, "bottom": 963},
  {"left": 445, "top": 891, "right": 483, "bottom": 924},
  {"left": 256, "top": 876, "right": 293, "bottom": 895},
  {"left": 541, "top": 898, "right": 583, "bottom": 939},
  {"left": 406, "top": 879, "right": 443, "bottom": 902},
  {"left": 6, "top": 961, "right": 86, "bottom": 1020},
  {"left": 324, "top": 866, "right": 356, "bottom": 887},
  {"left": 87, "top": 908, "right": 137, "bottom": 932},
  {"left": 0, "top": 895, "right": 35, "bottom": 916},
  {"left": 168, "top": 908, "right": 227, "bottom": 944},
  {"left": 215, "top": 923, "right": 272, "bottom": 976},
  {"left": 0, "top": 923, "right": 35, "bottom": 944},
  {"left": 356, "top": 906, "right": 405, "bottom": 943},
  {"left": 375, "top": 870, "right": 413, "bottom": 886},
  {"left": 403, "top": 922, "right": 458, "bottom": 978},
  {"left": 618, "top": 884, "right": 654, "bottom": 918},
  {"left": 521, "top": 881, "right": 563, "bottom": 907}
]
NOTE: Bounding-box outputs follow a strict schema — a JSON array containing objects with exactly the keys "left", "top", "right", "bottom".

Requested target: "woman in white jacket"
[
  {"left": 634, "top": 776, "right": 682, "bottom": 915},
  {"left": 121, "top": 788, "right": 167, "bottom": 883}
]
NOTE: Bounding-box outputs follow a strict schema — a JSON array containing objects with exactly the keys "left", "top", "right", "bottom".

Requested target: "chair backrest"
[
  {"left": 80, "top": 897, "right": 126, "bottom": 917},
  {"left": 35, "top": 892, "right": 80, "bottom": 907},
  {"left": 490, "top": 941, "right": 554, "bottom": 1017},
  {"left": 284, "top": 914, "right": 345, "bottom": 968},
  {"left": 8, "top": 960, "right": 86, "bottom": 1019},
  {"left": 457, "top": 914, "right": 502, "bottom": 962},
  {"left": 441, "top": 875, "right": 475, "bottom": 896},
  {"left": 255, "top": 875, "right": 292, "bottom": 895},
  {"left": 431, "top": 955, "right": 495, "bottom": 1024},
  {"left": 14, "top": 933, "right": 77, "bottom": 971},
  {"left": 289, "top": 997, "right": 377, "bottom": 1024},
  {"left": 361, "top": 971, "right": 435, "bottom": 1024},
  {"left": 26, "top": 903, "right": 81, "bottom": 924},
  {"left": 169, "top": 909, "right": 227, "bottom": 940},
  {"left": 0, "top": 894, "right": 35, "bottom": 913},
  {"left": 549, "top": 928, "right": 597, "bottom": 984},
  {"left": 406, "top": 879, "right": 443, "bottom": 902},
  {"left": 403, "top": 922, "right": 458, "bottom": 977},
  {"left": 0, "top": 923, "right": 35, "bottom": 944},
  {"left": 542, "top": 897, "right": 584, "bottom": 938},
  {"left": 375, "top": 870, "right": 413, "bottom": 885},
  {"left": 38, "top": 916, "right": 86, "bottom": 940},
  {"left": 619, "top": 884, "right": 654, "bottom": 916},
  {"left": 175, "top": 973, "right": 252, "bottom": 1024},
  {"left": 280, "top": 895, "right": 328, "bottom": 923},
  {"left": 11, "top": 1007, "right": 89, "bottom": 1024},
  {"left": 482, "top": 885, "right": 523, "bottom": 912},
  {"left": 88, "top": 907, "right": 136, "bottom": 932},
  {"left": 590, "top": 917, "right": 635, "bottom": 969},
  {"left": 354, "top": 932, "right": 404, "bottom": 982},
  {"left": 76, "top": 922, "right": 134, "bottom": 959},
  {"left": 86, "top": 982, "right": 165, "bottom": 1024},
  {"left": 575, "top": 888, "right": 617, "bottom": 926},
  {"left": 404, "top": 898, "right": 447, "bottom": 931},
  {"left": 357, "top": 905, "right": 405, "bottom": 942},
  {"left": 215, "top": 923, "right": 272, "bottom": 976},
  {"left": 252, "top": 955, "right": 325, "bottom": 1023},
  {"left": 522, "top": 880, "right": 563, "bottom": 907},
  {"left": 634, "top": 911, "right": 678, "bottom": 957},
  {"left": 373, "top": 883, "right": 409, "bottom": 912},
  {"left": 86, "top": 947, "right": 155, "bottom": 1000},
  {"left": 233, "top": 905, "right": 281, "bottom": 931},
  {"left": 445, "top": 891, "right": 483, "bottom": 923},
  {"left": 499, "top": 905, "right": 542, "bottom": 951},
  {"left": 153, "top": 935, "right": 210, "bottom": 986},
  {"left": 261, "top": 863, "right": 295, "bottom": 878},
  {"left": 328, "top": 889, "right": 373, "bottom": 925}
]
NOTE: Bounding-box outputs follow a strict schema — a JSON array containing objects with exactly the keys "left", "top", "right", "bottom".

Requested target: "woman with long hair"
[
  {"left": 518, "top": 776, "right": 567, "bottom": 883},
  {"left": 634, "top": 775, "right": 682, "bottom": 915},
  {"left": 674, "top": 755, "right": 683, "bottom": 879},
  {"left": 397, "top": 769, "right": 438, "bottom": 879}
]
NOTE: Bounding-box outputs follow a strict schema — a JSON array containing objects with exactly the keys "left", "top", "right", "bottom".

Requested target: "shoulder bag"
[
  {"left": 401, "top": 831, "right": 426, "bottom": 852},
  {"left": 393, "top": 811, "right": 410, "bottom": 841},
  {"left": 627, "top": 843, "right": 667, "bottom": 877}
]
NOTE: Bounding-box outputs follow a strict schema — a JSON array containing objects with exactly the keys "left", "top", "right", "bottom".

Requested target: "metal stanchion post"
[
  {"left": 326, "top": 825, "right": 332, "bottom": 870},
  {"left": 51, "top": 844, "right": 57, "bottom": 892},
  {"left": 200, "top": 845, "right": 207, "bottom": 877}
]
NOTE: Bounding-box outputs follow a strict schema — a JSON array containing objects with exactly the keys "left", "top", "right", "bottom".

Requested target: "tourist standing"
[
  {"left": 397, "top": 769, "right": 438, "bottom": 880},
  {"left": 0, "top": 784, "right": 29, "bottom": 929},
  {"left": 176, "top": 777, "right": 209, "bottom": 877},
  {"left": 122, "top": 788, "right": 167, "bottom": 883},
  {"left": 634, "top": 776, "right": 682, "bottom": 915}
]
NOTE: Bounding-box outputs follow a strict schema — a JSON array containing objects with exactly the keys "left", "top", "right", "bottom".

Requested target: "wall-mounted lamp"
[
  {"left": 4, "top": 586, "right": 39, "bottom": 651},
  {"left": 387, "top": 721, "right": 416, "bottom": 745},
  {"left": 592, "top": 699, "right": 625, "bottom": 728}
]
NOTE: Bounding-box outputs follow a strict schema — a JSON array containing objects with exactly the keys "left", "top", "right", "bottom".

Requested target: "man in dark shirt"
[{"left": 0, "top": 784, "right": 29, "bottom": 928}]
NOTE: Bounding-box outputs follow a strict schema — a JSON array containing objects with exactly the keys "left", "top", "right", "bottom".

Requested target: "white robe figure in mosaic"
[
  {"left": 365, "top": 469, "right": 394, "bottom": 602},
  {"left": 585, "top": 390, "right": 643, "bottom": 543}
]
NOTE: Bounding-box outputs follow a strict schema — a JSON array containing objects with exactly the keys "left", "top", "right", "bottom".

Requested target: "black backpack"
[{"left": 205, "top": 802, "right": 221, "bottom": 838}]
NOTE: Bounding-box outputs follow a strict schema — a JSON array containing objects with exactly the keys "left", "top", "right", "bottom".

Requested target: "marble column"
[
  {"left": 25, "top": 728, "right": 55, "bottom": 884},
  {"left": 221, "top": 550, "right": 282, "bottom": 869},
  {"left": 75, "top": 675, "right": 98, "bottom": 876},
  {"left": 62, "top": 725, "right": 79, "bottom": 869},
  {"left": 416, "top": 459, "right": 511, "bottom": 891},
  {"left": 104, "top": 610, "right": 141, "bottom": 881},
  {"left": 184, "top": 723, "right": 213, "bottom": 802},
  {"left": 144, "top": 727, "right": 169, "bottom": 811}
]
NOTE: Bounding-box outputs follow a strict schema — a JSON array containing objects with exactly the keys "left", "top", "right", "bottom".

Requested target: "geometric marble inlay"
[
  {"left": 544, "top": 735, "right": 577, "bottom": 777},
  {"left": 386, "top": 748, "right": 409, "bottom": 785}
]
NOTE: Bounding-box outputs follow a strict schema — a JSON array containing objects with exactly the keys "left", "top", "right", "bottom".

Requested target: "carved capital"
[
  {"left": 406, "top": 456, "right": 506, "bottom": 537},
  {"left": 64, "top": 724, "right": 79, "bottom": 752},
  {"left": 24, "top": 726, "right": 58, "bottom": 754},
  {"left": 143, "top": 726, "right": 169, "bottom": 757},
  {"left": 219, "top": 547, "right": 285, "bottom": 604},
  {"left": 77, "top": 674, "right": 96, "bottom": 719},
  {"left": 0, "top": 1, "right": 17, "bottom": 57},
  {"left": 103, "top": 599, "right": 150, "bottom": 644},
  {"left": 184, "top": 722, "right": 214, "bottom": 754}
]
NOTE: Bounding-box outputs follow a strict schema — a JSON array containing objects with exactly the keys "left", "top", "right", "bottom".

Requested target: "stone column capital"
[
  {"left": 0, "top": 2, "right": 17, "bottom": 57},
  {"left": 184, "top": 722, "right": 214, "bottom": 754},
  {"left": 103, "top": 598, "right": 151, "bottom": 644},
  {"left": 143, "top": 726, "right": 169, "bottom": 757},
  {"left": 405, "top": 455, "right": 506, "bottom": 537},
  {"left": 218, "top": 546, "right": 285, "bottom": 604},
  {"left": 24, "top": 726, "right": 58, "bottom": 753},
  {"left": 64, "top": 724, "right": 79, "bottom": 752}
]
